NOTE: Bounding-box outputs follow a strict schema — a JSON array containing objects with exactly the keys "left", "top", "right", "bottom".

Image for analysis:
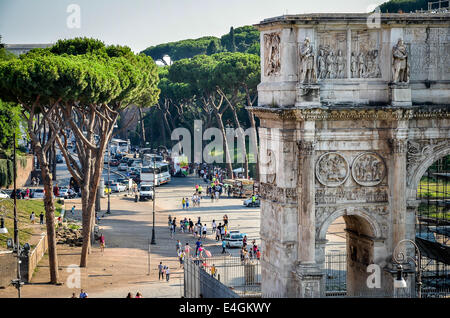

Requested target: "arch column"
[
  {"left": 389, "top": 137, "right": 408, "bottom": 251},
  {"left": 294, "top": 123, "right": 323, "bottom": 297}
]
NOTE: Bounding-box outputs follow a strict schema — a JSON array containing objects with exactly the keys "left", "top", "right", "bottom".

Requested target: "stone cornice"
[
  {"left": 247, "top": 105, "right": 450, "bottom": 122},
  {"left": 255, "top": 13, "right": 450, "bottom": 29}
]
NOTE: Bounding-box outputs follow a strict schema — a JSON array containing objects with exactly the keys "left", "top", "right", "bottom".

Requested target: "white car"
[
  {"left": 110, "top": 182, "right": 126, "bottom": 192},
  {"left": 118, "top": 163, "right": 128, "bottom": 171},
  {"left": 59, "top": 187, "right": 76, "bottom": 199},
  {"left": 223, "top": 231, "right": 248, "bottom": 248},
  {"left": 0, "top": 190, "right": 9, "bottom": 199}
]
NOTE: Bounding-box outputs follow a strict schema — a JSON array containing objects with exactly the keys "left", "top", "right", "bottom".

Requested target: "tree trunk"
[
  {"left": 139, "top": 107, "right": 146, "bottom": 148},
  {"left": 213, "top": 111, "right": 233, "bottom": 179},
  {"left": 29, "top": 129, "right": 59, "bottom": 284}
]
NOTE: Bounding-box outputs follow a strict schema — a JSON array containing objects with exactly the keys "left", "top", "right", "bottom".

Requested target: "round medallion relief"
[
  {"left": 315, "top": 152, "right": 349, "bottom": 187},
  {"left": 351, "top": 152, "right": 386, "bottom": 187}
]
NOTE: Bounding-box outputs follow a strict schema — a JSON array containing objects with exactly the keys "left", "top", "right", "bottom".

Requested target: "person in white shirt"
[
  {"left": 202, "top": 224, "right": 207, "bottom": 238},
  {"left": 212, "top": 220, "right": 217, "bottom": 235}
]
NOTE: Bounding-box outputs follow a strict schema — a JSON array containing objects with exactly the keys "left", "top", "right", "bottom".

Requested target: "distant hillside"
[
  {"left": 379, "top": 0, "right": 434, "bottom": 13},
  {"left": 141, "top": 25, "right": 260, "bottom": 62}
]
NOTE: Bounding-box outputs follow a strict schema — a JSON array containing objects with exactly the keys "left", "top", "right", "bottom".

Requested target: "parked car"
[
  {"left": 243, "top": 195, "right": 260, "bottom": 207},
  {"left": 120, "top": 157, "right": 129, "bottom": 164},
  {"left": 0, "top": 189, "right": 9, "bottom": 199},
  {"left": 223, "top": 231, "right": 248, "bottom": 248},
  {"left": 33, "top": 188, "right": 45, "bottom": 199},
  {"left": 59, "top": 187, "right": 77, "bottom": 199},
  {"left": 110, "top": 182, "right": 126, "bottom": 192},
  {"left": 116, "top": 178, "right": 131, "bottom": 189},
  {"left": 118, "top": 162, "right": 128, "bottom": 171},
  {"left": 109, "top": 159, "right": 120, "bottom": 167}
]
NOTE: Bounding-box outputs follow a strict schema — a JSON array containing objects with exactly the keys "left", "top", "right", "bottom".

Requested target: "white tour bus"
[{"left": 140, "top": 163, "right": 171, "bottom": 186}]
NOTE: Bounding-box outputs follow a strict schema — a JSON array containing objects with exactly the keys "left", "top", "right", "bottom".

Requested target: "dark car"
[
  {"left": 109, "top": 159, "right": 120, "bottom": 167},
  {"left": 120, "top": 157, "right": 129, "bottom": 164}
]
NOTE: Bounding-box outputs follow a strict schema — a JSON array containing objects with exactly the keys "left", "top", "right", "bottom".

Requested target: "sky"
[{"left": 0, "top": 0, "right": 387, "bottom": 53}]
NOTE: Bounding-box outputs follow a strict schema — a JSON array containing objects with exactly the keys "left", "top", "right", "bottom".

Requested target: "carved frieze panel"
[
  {"left": 351, "top": 152, "right": 386, "bottom": 187},
  {"left": 260, "top": 182, "right": 297, "bottom": 204},
  {"left": 351, "top": 30, "right": 381, "bottom": 78},
  {"left": 315, "top": 186, "right": 388, "bottom": 205},
  {"left": 406, "top": 139, "right": 449, "bottom": 186},
  {"left": 316, "top": 31, "right": 347, "bottom": 79},
  {"left": 315, "top": 152, "right": 349, "bottom": 187},
  {"left": 264, "top": 32, "right": 281, "bottom": 77}
]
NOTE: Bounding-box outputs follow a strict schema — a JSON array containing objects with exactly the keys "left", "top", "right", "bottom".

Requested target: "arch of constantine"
[{"left": 250, "top": 13, "right": 450, "bottom": 297}]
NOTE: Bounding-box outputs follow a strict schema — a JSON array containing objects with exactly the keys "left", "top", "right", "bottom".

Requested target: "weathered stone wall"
[{"left": 0, "top": 251, "right": 16, "bottom": 288}]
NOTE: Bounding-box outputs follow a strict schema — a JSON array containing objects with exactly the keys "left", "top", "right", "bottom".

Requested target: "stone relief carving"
[
  {"left": 264, "top": 32, "right": 281, "bottom": 77},
  {"left": 315, "top": 152, "right": 349, "bottom": 187},
  {"left": 298, "top": 38, "right": 317, "bottom": 84},
  {"left": 315, "top": 186, "right": 388, "bottom": 204},
  {"left": 351, "top": 152, "right": 386, "bottom": 187},
  {"left": 336, "top": 49, "right": 346, "bottom": 79},
  {"left": 406, "top": 139, "right": 449, "bottom": 185},
  {"left": 259, "top": 182, "right": 297, "bottom": 204},
  {"left": 316, "top": 47, "right": 346, "bottom": 79},
  {"left": 392, "top": 38, "right": 410, "bottom": 83},
  {"left": 351, "top": 30, "right": 382, "bottom": 79}
]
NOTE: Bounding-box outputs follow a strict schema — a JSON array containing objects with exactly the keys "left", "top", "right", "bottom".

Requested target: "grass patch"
[
  {"left": 0, "top": 199, "right": 62, "bottom": 249},
  {"left": 417, "top": 180, "right": 450, "bottom": 198}
]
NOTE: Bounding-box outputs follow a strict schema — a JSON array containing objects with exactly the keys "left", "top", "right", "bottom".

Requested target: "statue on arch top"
[
  {"left": 392, "top": 38, "right": 410, "bottom": 84},
  {"left": 299, "top": 37, "right": 317, "bottom": 85}
]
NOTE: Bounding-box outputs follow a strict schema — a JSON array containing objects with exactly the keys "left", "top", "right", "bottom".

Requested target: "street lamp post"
[
  {"left": 392, "top": 239, "right": 422, "bottom": 298},
  {"left": 10, "top": 131, "right": 23, "bottom": 297},
  {"left": 151, "top": 160, "right": 156, "bottom": 245},
  {"left": 106, "top": 137, "right": 111, "bottom": 215}
]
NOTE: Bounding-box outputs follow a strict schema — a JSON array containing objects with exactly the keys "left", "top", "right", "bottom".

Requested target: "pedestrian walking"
[
  {"left": 195, "top": 238, "right": 201, "bottom": 256},
  {"left": 210, "top": 264, "right": 216, "bottom": 277},
  {"left": 222, "top": 240, "right": 227, "bottom": 254},
  {"left": 184, "top": 243, "right": 191, "bottom": 258},
  {"left": 185, "top": 198, "right": 189, "bottom": 209},
  {"left": 179, "top": 250, "right": 185, "bottom": 268},
  {"left": 202, "top": 224, "right": 207, "bottom": 239},
  {"left": 182, "top": 198, "right": 186, "bottom": 209},
  {"left": 220, "top": 225, "right": 225, "bottom": 240},
  {"left": 99, "top": 233, "right": 105, "bottom": 253},
  {"left": 189, "top": 219, "right": 193, "bottom": 233},
  {"left": 30, "top": 212, "right": 35, "bottom": 224},
  {"left": 158, "top": 262, "right": 164, "bottom": 280},
  {"left": 176, "top": 240, "right": 181, "bottom": 254},
  {"left": 39, "top": 212, "right": 44, "bottom": 225},
  {"left": 71, "top": 205, "right": 75, "bottom": 216},
  {"left": 212, "top": 220, "right": 217, "bottom": 235},
  {"left": 165, "top": 267, "right": 170, "bottom": 281}
]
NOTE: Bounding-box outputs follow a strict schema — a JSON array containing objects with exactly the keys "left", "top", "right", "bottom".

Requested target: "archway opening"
[
  {"left": 416, "top": 155, "right": 450, "bottom": 295},
  {"left": 323, "top": 213, "right": 376, "bottom": 296}
]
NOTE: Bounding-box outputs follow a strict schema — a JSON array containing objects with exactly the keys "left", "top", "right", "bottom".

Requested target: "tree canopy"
[
  {"left": 379, "top": 0, "right": 432, "bottom": 13},
  {"left": 141, "top": 25, "right": 260, "bottom": 62}
]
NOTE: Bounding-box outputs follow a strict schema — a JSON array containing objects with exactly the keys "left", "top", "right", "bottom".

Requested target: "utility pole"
[{"left": 151, "top": 160, "right": 156, "bottom": 245}]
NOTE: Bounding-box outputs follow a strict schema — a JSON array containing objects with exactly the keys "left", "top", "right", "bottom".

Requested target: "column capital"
[
  {"left": 388, "top": 138, "right": 407, "bottom": 154},
  {"left": 296, "top": 140, "right": 316, "bottom": 155}
]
